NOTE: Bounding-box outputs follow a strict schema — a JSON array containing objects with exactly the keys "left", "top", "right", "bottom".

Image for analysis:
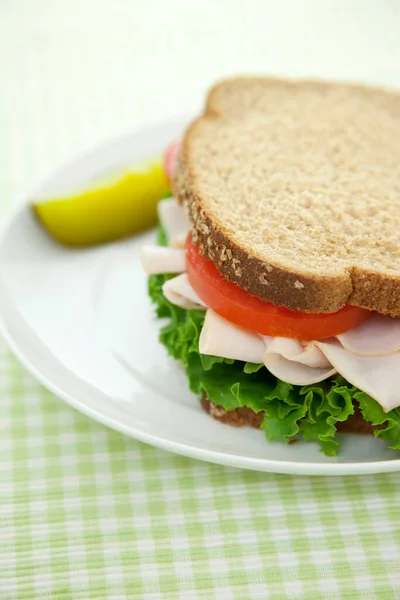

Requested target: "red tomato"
[
  {"left": 185, "top": 236, "right": 372, "bottom": 340},
  {"left": 163, "top": 141, "right": 181, "bottom": 184}
]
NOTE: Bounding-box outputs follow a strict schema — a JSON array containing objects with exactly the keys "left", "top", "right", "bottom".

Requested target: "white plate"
[{"left": 1, "top": 119, "right": 399, "bottom": 476}]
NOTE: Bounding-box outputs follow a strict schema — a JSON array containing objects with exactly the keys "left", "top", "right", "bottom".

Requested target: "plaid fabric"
[
  {"left": 2, "top": 346, "right": 400, "bottom": 599},
  {"left": 2, "top": 2, "right": 400, "bottom": 598}
]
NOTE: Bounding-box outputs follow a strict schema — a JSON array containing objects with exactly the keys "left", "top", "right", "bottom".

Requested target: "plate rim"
[{"left": 1, "top": 120, "right": 400, "bottom": 477}]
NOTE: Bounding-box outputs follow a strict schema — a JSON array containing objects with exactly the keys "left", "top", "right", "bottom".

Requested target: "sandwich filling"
[{"left": 141, "top": 197, "right": 400, "bottom": 455}]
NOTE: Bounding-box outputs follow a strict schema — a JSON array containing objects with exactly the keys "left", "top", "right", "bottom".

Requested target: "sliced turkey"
[
  {"left": 140, "top": 246, "right": 186, "bottom": 275},
  {"left": 157, "top": 197, "right": 190, "bottom": 248},
  {"left": 263, "top": 337, "right": 332, "bottom": 368},
  {"left": 263, "top": 337, "right": 337, "bottom": 386},
  {"left": 163, "top": 274, "right": 207, "bottom": 310},
  {"left": 316, "top": 340, "right": 400, "bottom": 412},
  {"left": 337, "top": 313, "right": 400, "bottom": 357},
  {"left": 199, "top": 310, "right": 265, "bottom": 364}
]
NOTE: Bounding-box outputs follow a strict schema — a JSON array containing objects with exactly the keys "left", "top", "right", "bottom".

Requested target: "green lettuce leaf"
[
  {"left": 356, "top": 391, "right": 400, "bottom": 450},
  {"left": 148, "top": 226, "right": 400, "bottom": 456}
]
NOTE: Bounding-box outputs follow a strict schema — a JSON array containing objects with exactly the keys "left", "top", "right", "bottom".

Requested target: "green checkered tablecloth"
[
  {"left": 2, "top": 345, "right": 400, "bottom": 599},
  {"left": 2, "top": 2, "right": 400, "bottom": 598}
]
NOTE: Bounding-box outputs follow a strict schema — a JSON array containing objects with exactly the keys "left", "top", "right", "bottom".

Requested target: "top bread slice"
[{"left": 173, "top": 77, "right": 400, "bottom": 315}]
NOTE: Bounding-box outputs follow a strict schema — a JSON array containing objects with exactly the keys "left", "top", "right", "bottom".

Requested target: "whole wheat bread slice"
[{"left": 173, "top": 77, "right": 400, "bottom": 315}]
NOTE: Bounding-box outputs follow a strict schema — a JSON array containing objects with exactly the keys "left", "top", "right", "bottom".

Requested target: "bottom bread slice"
[{"left": 200, "top": 395, "right": 377, "bottom": 435}]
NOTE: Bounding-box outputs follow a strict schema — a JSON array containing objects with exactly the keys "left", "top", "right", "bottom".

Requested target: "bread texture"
[{"left": 173, "top": 77, "right": 400, "bottom": 315}]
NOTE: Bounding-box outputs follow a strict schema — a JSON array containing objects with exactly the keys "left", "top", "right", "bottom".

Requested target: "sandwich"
[{"left": 141, "top": 77, "right": 400, "bottom": 456}]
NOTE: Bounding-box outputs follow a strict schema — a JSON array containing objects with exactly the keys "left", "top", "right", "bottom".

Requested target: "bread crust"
[{"left": 173, "top": 77, "right": 400, "bottom": 315}]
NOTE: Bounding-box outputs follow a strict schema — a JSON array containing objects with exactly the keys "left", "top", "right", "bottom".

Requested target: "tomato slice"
[
  {"left": 185, "top": 236, "right": 372, "bottom": 340},
  {"left": 163, "top": 141, "right": 181, "bottom": 184}
]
